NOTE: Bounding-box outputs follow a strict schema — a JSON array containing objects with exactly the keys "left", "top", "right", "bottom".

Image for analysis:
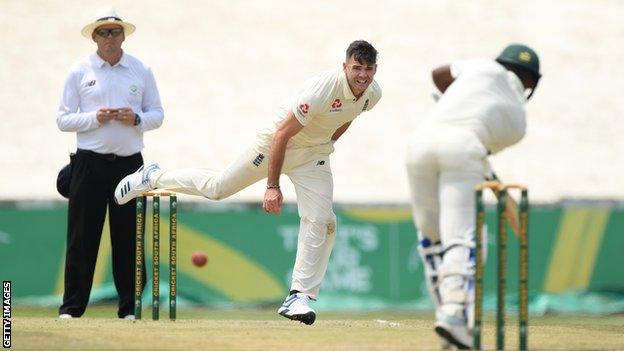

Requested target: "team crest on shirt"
[
  {"left": 298, "top": 103, "right": 310, "bottom": 116},
  {"left": 129, "top": 85, "right": 139, "bottom": 96},
  {"left": 330, "top": 99, "right": 343, "bottom": 112}
]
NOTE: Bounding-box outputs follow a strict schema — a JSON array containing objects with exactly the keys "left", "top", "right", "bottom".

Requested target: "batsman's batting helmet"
[{"left": 496, "top": 44, "right": 541, "bottom": 80}]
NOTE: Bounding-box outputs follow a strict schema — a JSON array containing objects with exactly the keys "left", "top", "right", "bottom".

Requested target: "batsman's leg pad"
[
  {"left": 439, "top": 244, "right": 474, "bottom": 304},
  {"left": 439, "top": 241, "right": 476, "bottom": 329},
  {"left": 418, "top": 234, "right": 444, "bottom": 307}
]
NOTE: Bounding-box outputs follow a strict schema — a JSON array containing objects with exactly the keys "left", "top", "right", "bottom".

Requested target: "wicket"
[
  {"left": 474, "top": 182, "right": 529, "bottom": 350},
  {"left": 135, "top": 191, "right": 178, "bottom": 320}
]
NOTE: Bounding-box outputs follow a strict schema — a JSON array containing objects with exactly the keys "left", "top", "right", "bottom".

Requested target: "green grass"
[{"left": 9, "top": 305, "right": 624, "bottom": 350}]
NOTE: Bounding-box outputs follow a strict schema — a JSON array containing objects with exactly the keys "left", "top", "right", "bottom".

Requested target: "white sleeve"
[
  {"left": 56, "top": 68, "right": 99, "bottom": 132},
  {"left": 291, "top": 76, "right": 329, "bottom": 126},
  {"left": 450, "top": 58, "right": 492, "bottom": 79},
  {"left": 137, "top": 67, "right": 164, "bottom": 132},
  {"left": 450, "top": 60, "right": 469, "bottom": 79}
]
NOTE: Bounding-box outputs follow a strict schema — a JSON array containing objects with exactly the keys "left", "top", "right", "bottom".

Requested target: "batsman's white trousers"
[
  {"left": 150, "top": 142, "right": 336, "bottom": 299},
  {"left": 406, "top": 127, "right": 489, "bottom": 307}
]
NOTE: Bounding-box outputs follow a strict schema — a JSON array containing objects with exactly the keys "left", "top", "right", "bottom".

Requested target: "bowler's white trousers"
[
  {"left": 150, "top": 142, "right": 336, "bottom": 299},
  {"left": 406, "top": 127, "right": 489, "bottom": 314}
]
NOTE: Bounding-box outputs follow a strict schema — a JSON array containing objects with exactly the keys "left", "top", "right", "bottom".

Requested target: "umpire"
[{"left": 56, "top": 6, "right": 164, "bottom": 319}]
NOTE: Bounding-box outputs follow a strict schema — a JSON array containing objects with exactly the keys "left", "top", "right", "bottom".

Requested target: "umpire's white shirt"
[
  {"left": 57, "top": 52, "right": 164, "bottom": 156},
  {"left": 257, "top": 68, "right": 382, "bottom": 152},
  {"left": 424, "top": 58, "right": 526, "bottom": 154}
]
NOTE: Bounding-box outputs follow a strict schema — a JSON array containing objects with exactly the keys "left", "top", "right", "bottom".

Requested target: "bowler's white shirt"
[
  {"left": 257, "top": 68, "right": 382, "bottom": 151},
  {"left": 424, "top": 58, "right": 526, "bottom": 154},
  {"left": 57, "top": 52, "right": 164, "bottom": 156}
]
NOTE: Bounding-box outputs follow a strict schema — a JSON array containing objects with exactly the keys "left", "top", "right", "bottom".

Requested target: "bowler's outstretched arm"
[{"left": 263, "top": 111, "right": 304, "bottom": 214}]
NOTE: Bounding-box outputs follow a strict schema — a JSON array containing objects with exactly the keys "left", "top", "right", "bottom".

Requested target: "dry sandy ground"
[
  {"left": 1, "top": 0, "right": 623, "bottom": 203},
  {"left": 12, "top": 310, "right": 624, "bottom": 350}
]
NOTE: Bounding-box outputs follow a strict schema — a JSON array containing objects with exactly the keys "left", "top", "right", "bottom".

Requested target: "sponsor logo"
[
  {"left": 298, "top": 103, "right": 310, "bottom": 115},
  {"left": 281, "top": 294, "right": 298, "bottom": 307},
  {"left": 3, "top": 281, "right": 10, "bottom": 349},
  {"left": 120, "top": 182, "right": 131, "bottom": 198},
  {"left": 330, "top": 99, "right": 343, "bottom": 113},
  {"left": 252, "top": 153, "right": 265, "bottom": 167},
  {"left": 362, "top": 98, "right": 370, "bottom": 111},
  {"left": 316, "top": 160, "right": 325, "bottom": 166},
  {"left": 85, "top": 80, "right": 96, "bottom": 87}
]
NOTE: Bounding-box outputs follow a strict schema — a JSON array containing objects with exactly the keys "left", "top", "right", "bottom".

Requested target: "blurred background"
[{"left": 1, "top": 0, "right": 623, "bottom": 314}]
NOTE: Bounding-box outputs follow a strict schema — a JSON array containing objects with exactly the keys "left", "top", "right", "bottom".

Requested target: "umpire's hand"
[
  {"left": 115, "top": 107, "right": 136, "bottom": 126},
  {"left": 96, "top": 108, "right": 118, "bottom": 123}
]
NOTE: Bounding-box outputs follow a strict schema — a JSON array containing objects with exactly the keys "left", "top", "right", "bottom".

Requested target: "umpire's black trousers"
[{"left": 59, "top": 149, "right": 146, "bottom": 318}]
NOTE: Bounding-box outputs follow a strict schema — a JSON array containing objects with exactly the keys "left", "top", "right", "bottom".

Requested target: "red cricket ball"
[{"left": 191, "top": 251, "right": 208, "bottom": 267}]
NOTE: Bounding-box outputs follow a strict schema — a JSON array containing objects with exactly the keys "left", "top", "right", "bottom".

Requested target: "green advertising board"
[{"left": 0, "top": 201, "right": 623, "bottom": 313}]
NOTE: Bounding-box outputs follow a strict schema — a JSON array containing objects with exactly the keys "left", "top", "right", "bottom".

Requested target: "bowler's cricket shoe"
[
  {"left": 277, "top": 293, "right": 316, "bottom": 325},
  {"left": 114, "top": 163, "right": 160, "bottom": 205},
  {"left": 434, "top": 312, "right": 472, "bottom": 350}
]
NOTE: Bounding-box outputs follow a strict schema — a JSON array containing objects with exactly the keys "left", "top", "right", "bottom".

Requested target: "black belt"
[{"left": 77, "top": 149, "right": 140, "bottom": 162}]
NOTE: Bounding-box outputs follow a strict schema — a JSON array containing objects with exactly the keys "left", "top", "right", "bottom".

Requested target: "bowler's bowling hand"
[{"left": 263, "top": 188, "right": 283, "bottom": 215}]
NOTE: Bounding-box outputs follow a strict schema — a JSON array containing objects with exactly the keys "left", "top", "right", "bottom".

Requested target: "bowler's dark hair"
[{"left": 346, "top": 40, "right": 378, "bottom": 64}]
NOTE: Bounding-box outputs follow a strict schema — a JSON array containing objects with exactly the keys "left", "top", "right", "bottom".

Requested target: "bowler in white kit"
[{"left": 115, "top": 40, "right": 382, "bottom": 325}]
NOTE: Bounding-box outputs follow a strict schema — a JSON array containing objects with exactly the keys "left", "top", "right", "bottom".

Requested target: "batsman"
[{"left": 405, "top": 44, "right": 541, "bottom": 349}]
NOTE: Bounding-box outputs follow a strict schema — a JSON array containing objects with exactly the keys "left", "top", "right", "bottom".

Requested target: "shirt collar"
[
  {"left": 90, "top": 52, "right": 106, "bottom": 68},
  {"left": 340, "top": 69, "right": 374, "bottom": 102},
  {"left": 506, "top": 71, "right": 527, "bottom": 104},
  {"left": 90, "top": 51, "right": 129, "bottom": 68},
  {"left": 118, "top": 52, "right": 130, "bottom": 67}
]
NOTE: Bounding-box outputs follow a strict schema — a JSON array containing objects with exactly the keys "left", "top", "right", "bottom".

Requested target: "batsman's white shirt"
[
  {"left": 423, "top": 58, "right": 526, "bottom": 154},
  {"left": 152, "top": 67, "right": 381, "bottom": 299}
]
